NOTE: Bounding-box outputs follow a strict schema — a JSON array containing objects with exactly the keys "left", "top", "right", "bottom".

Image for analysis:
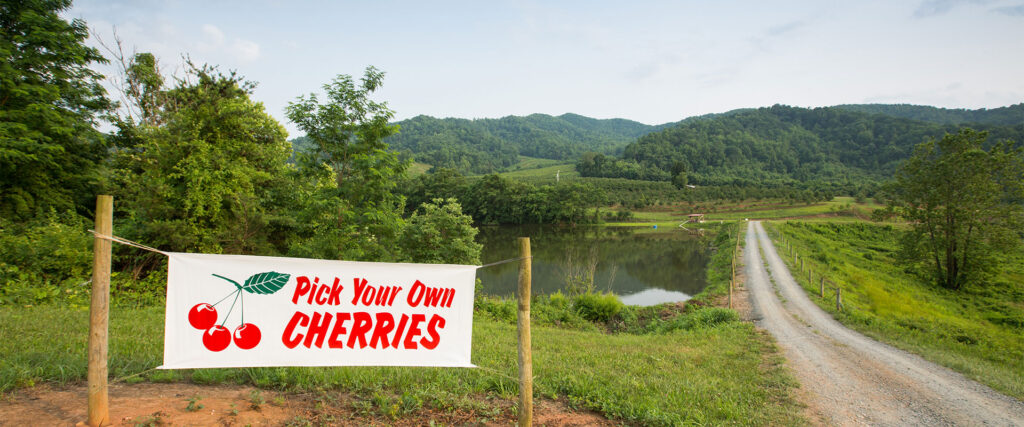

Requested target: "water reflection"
[{"left": 476, "top": 225, "right": 709, "bottom": 306}]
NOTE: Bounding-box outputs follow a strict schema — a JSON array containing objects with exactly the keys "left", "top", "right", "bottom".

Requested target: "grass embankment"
[
  {"left": 765, "top": 221, "right": 1024, "bottom": 399},
  {"left": 616, "top": 196, "right": 881, "bottom": 225},
  {"left": 600, "top": 197, "right": 881, "bottom": 228},
  {"left": 0, "top": 221, "right": 804, "bottom": 425}
]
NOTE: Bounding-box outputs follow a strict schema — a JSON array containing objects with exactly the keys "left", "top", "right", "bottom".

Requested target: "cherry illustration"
[
  {"left": 203, "top": 325, "right": 231, "bottom": 351},
  {"left": 233, "top": 323, "right": 261, "bottom": 349},
  {"left": 188, "top": 303, "right": 218, "bottom": 330}
]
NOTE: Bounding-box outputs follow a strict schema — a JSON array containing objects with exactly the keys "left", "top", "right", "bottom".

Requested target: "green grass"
[
  {"left": 606, "top": 196, "right": 883, "bottom": 224},
  {"left": 408, "top": 162, "right": 433, "bottom": 176},
  {"left": 0, "top": 222, "right": 806, "bottom": 425},
  {"left": 491, "top": 162, "right": 578, "bottom": 183},
  {"left": 765, "top": 220, "right": 1024, "bottom": 399},
  {"left": 508, "top": 156, "right": 565, "bottom": 170},
  {"left": 0, "top": 301, "right": 802, "bottom": 425}
]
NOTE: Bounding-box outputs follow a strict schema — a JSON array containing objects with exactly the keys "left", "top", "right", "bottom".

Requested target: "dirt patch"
[{"left": 0, "top": 382, "right": 614, "bottom": 426}]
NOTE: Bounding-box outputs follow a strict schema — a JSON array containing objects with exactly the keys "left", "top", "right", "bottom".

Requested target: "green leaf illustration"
[{"left": 241, "top": 272, "right": 291, "bottom": 295}]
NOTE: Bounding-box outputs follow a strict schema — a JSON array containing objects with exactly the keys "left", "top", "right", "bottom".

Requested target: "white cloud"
[
  {"left": 232, "top": 39, "right": 261, "bottom": 62},
  {"left": 201, "top": 24, "right": 225, "bottom": 45},
  {"left": 195, "top": 23, "right": 261, "bottom": 62}
]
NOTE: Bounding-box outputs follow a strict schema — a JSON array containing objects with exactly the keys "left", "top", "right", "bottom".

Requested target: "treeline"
[
  {"left": 0, "top": 1, "right": 487, "bottom": 306},
  {"left": 835, "top": 103, "right": 1024, "bottom": 126},
  {"left": 579, "top": 105, "right": 1024, "bottom": 186},
  {"left": 579, "top": 177, "right": 842, "bottom": 209},
  {"left": 385, "top": 113, "right": 662, "bottom": 174},
  {"left": 401, "top": 169, "right": 606, "bottom": 225}
]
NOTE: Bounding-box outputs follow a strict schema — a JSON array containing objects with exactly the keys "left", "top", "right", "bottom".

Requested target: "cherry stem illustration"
[
  {"left": 212, "top": 274, "right": 242, "bottom": 289},
  {"left": 240, "top": 291, "right": 244, "bottom": 325},
  {"left": 212, "top": 289, "right": 239, "bottom": 307},
  {"left": 221, "top": 289, "right": 241, "bottom": 327}
]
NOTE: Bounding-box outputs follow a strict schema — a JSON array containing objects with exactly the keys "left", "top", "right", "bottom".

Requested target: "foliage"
[
  {"left": 573, "top": 292, "right": 624, "bottom": 323},
  {"left": 285, "top": 67, "right": 409, "bottom": 261},
  {"left": 0, "top": 212, "right": 92, "bottom": 307},
  {"left": 386, "top": 113, "right": 663, "bottom": 174},
  {"left": 397, "top": 198, "right": 482, "bottom": 265},
  {"left": 113, "top": 61, "right": 292, "bottom": 263},
  {"left": 689, "top": 221, "right": 741, "bottom": 305},
  {"left": 402, "top": 170, "right": 606, "bottom": 225},
  {"left": 769, "top": 220, "right": 1024, "bottom": 399},
  {"left": 885, "top": 129, "right": 1024, "bottom": 289},
  {"left": 836, "top": 103, "right": 1024, "bottom": 126},
  {"left": 0, "top": 0, "right": 112, "bottom": 220},
  {"left": 581, "top": 104, "right": 1024, "bottom": 187}
]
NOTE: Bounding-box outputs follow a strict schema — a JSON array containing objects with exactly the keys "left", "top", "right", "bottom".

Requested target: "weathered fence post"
[
  {"left": 820, "top": 277, "right": 825, "bottom": 298},
  {"left": 517, "top": 237, "right": 533, "bottom": 427},
  {"left": 800, "top": 257, "right": 804, "bottom": 273},
  {"left": 836, "top": 287, "right": 843, "bottom": 312},
  {"left": 87, "top": 195, "right": 112, "bottom": 426},
  {"left": 808, "top": 269, "right": 812, "bottom": 283}
]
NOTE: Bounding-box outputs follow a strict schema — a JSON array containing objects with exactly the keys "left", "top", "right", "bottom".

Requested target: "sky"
[{"left": 67, "top": 0, "right": 1024, "bottom": 136}]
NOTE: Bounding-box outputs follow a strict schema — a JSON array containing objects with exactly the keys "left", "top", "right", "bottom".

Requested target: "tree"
[
  {"left": 0, "top": 0, "right": 112, "bottom": 220},
  {"left": 285, "top": 67, "right": 409, "bottom": 261},
  {"left": 888, "top": 128, "right": 1024, "bottom": 290},
  {"left": 114, "top": 60, "right": 292, "bottom": 260},
  {"left": 398, "top": 198, "right": 482, "bottom": 265}
]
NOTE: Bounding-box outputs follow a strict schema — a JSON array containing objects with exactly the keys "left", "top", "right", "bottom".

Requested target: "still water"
[{"left": 475, "top": 225, "right": 709, "bottom": 306}]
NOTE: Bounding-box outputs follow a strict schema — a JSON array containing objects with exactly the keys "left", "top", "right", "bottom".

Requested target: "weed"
[
  {"left": 284, "top": 416, "right": 313, "bottom": 427},
  {"left": 184, "top": 395, "right": 204, "bottom": 412},
  {"left": 248, "top": 389, "right": 264, "bottom": 410}
]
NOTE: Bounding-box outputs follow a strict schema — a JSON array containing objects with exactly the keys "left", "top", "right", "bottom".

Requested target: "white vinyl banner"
[{"left": 161, "top": 253, "right": 477, "bottom": 369}]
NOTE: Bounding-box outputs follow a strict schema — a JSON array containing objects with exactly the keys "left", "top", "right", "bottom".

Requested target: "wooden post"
[
  {"left": 516, "top": 237, "right": 533, "bottom": 427},
  {"left": 820, "top": 277, "right": 825, "bottom": 298},
  {"left": 808, "top": 269, "right": 812, "bottom": 283},
  {"left": 800, "top": 257, "right": 804, "bottom": 272},
  {"left": 87, "top": 195, "right": 112, "bottom": 427},
  {"left": 729, "top": 280, "right": 733, "bottom": 309},
  {"left": 836, "top": 287, "right": 843, "bottom": 312}
]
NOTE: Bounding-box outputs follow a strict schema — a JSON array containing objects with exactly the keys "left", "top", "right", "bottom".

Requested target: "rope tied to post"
[
  {"left": 478, "top": 256, "right": 532, "bottom": 269},
  {"left": 89, "top": 230, "right": 169, "bottom": 256}
]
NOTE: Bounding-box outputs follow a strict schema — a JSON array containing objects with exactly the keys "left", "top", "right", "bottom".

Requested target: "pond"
[{"left": 475, "top": 225, "right": 710, "bottom": 306}]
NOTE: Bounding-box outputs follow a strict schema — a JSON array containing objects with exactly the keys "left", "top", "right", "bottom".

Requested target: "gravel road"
[{"left": 743, "top": 221, "right": 1024, "bottom": 426}]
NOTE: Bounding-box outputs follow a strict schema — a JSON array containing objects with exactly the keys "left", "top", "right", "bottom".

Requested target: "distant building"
[
  {"left": 686, "top": 184, "right": 697, "bottom": 189},
  {"left": 686, "top": 213, "right": 705, "bottom": 223}
]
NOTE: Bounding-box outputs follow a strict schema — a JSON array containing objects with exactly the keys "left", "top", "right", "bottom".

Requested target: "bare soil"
[
  {"left": 0, "top": 382, "right": 612, "bottom": 426},
  {"left": 743, "top": 221, "right": 1024, "bottom": 426}
]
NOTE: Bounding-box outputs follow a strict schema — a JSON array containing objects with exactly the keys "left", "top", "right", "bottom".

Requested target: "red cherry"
[
  {"left": 203, "top": 325, "right": 231, "bottom": 351},
  {"left": 188, "top": 303, "right": 218, "bottom": 330},
  {"left": 233, "top": 323, "right": 261, "bottom": 350}
]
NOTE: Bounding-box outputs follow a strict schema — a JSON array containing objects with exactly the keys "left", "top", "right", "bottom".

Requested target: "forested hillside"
[
  {"left": 835, "top": 103, "right": 1024, "bottom": 126},
  {"left": 383, "top": 113, "right": 663, "bottom": 174},
  {"left": 578, "top": 105, "right": 1024, "bottom": 186}
]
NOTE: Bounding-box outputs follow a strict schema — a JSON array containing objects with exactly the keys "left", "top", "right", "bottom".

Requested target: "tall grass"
[{"left": 766, "top": 220, "right": 1024, "bottom": 399}]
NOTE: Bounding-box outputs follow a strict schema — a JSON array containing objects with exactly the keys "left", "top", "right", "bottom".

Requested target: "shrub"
[
  {"left": 574, "top": 292, "right": 624, "bottom": 323},
  {"left": 0, "top": 213, "right": 92, "bottom": 306}
]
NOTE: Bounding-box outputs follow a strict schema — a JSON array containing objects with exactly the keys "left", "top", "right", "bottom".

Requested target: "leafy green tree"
[
  {"left": 114, "top": 61, "right": 292, "bottom": 259},
  {"left": 285, "top": 67, "right": 409, "bottom": 261},
  {"left": 398, "top": 198, "right": 481, "bottom": 264},
  {"left": 888, "top": 129, "right": 1024, "bottom": 290},
  {"left": 0, "top": 0, "right": 112, "bottom": 220}
]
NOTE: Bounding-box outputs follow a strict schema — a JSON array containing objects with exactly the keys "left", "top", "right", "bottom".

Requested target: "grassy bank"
[
  {"left": 0, "top": 303, "right": 802, "bottom": 425},
  {"left": 765, "top": 220, "right": 1024, "bottom": 399},
  {"left": 0, "top": 221, "right": 806, "bottom": 425}
]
